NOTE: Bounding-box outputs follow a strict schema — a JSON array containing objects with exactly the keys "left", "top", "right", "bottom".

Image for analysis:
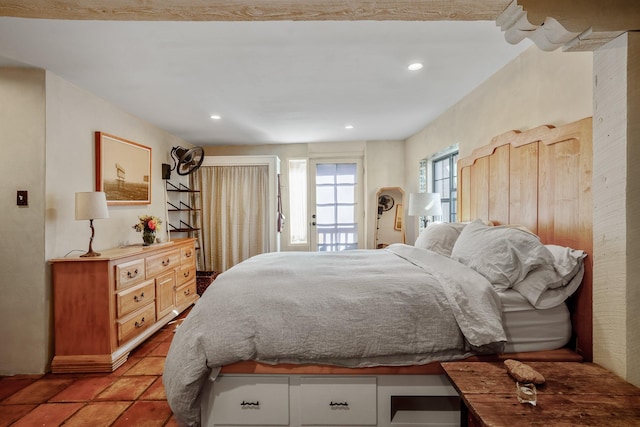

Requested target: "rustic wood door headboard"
[{"left": 457, "top": 117, "right": 593, "bottom": 362}]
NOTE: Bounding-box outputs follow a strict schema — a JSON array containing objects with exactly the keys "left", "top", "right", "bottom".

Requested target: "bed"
[{"left": 163, "top": 117, "right": 593, "bottom": 427}]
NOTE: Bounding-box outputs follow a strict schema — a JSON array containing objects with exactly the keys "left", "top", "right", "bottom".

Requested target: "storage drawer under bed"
[{"left": 211, "top": 376, "right": 289, "bottom": 426}]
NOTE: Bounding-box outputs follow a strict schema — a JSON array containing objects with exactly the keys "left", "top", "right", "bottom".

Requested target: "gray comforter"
[{"left": 163, "top": 244, "right": 506, "bottom": 426}]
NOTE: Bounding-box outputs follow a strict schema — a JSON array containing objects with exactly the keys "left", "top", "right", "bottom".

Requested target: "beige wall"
[
  {"left": 404, "top": 46, "right": 593, "bottom": 242},
  {"left": 204, "top": 139, "right": 405, "bottom": 251},
  {"left": 0, "top": 68, "right": 190, "bottom": 374},
  {"left": 0, "top": 68, "right": 47, "bottom": 374},
  {"left": 593, "top": 32, "right": 640, "bottom": 386}
]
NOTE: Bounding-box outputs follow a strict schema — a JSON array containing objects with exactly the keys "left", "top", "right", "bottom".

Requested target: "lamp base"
[{"left": 80, "top": 250, "right": 101, "bottom": 258}]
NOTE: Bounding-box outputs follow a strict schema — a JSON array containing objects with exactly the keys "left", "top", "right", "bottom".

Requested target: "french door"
[{"left": 309, "top": 159, "right": 363, "bottom": 251}]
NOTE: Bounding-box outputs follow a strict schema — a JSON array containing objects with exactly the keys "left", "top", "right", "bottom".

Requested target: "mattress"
[{"left": 500, "top": 290, "right": 571, "bottom": 353}]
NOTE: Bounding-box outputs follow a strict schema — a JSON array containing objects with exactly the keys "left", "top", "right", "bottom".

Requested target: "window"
[
  {"left": 419, "top": 147, "right": 458, "bottom": 223},
  {"left": 314, "top": 162, "right": 358, "bottom": 251},
  {"left": 432, "top": 151, "right": 458, "bottom": 222},
  {"left": 288, "top": 159, "right": 308, "bottom": 244}
]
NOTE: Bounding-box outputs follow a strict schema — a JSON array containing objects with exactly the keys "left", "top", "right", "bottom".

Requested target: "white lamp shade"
[
  {"left": 75, "top": 192, "right": 110, "bottom": 220},
  {"left": 408, "top": 192, "right": 443, "bottom": 217}
]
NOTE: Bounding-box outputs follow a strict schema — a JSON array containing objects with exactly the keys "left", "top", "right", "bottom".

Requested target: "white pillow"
[
  {"left": 451, "top": 219, "right": 556, "bottom": 291},
  {"left": 414, "top": 222, "right": 466, "bottom": 257},
  {"left": 512, "top": 245, "right": 587, "bottom": 309}
]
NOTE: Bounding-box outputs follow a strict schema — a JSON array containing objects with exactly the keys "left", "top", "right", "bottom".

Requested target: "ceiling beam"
[
  {"left": 0, "top": 0, "right": 512, "bottom": 21},
  {"left": 498, "top": 0, "right": 639, "bottom": 52}
]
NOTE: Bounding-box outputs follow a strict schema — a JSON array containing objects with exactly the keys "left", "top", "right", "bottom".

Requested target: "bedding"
[
  {"left": 163, "top": 244, "right": 506, "bottom": 426},
  {"left": 414, "top": 222, "right": 466, "bottom": 256},
  {"left": 451, "top": 219, "right": 556, "bottom": 291},
  {"left": 500, "top": 290, "right": 571, "bottom": 353},
  {"left": 450, "top": 220, "right": 586, "bottom": 309}
]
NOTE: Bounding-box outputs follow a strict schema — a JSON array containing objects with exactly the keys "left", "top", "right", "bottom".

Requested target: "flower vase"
[{"left": 142, "top": 230, "right": 156, "bottom": 246}]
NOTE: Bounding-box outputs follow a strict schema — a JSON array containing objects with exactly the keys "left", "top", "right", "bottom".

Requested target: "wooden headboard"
[{"left": 457, "top": 117, "right": 593, "bottom": 362}]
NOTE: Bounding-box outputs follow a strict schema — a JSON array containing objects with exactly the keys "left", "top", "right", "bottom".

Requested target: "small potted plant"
[{"left": 133, "top": 215, "right": 162, "bottom": 245}]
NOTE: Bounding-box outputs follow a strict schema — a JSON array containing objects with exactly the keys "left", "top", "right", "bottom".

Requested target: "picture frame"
[
  {"left": 95, "top": 132, "right": 151, "bottom": 205},
  {"left": 394, "top": 204, "right": 403, "bottom": 230}
]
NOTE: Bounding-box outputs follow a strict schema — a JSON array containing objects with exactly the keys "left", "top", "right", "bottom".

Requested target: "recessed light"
[
  {"left": 408, "top": 62, "right": 423, "bottom": 71},
  {"left": 210, "top": 115, "right": 221, "bottom": 120},
  {"left": 345, "top": 124, "right": 354, "bottom": 130}
]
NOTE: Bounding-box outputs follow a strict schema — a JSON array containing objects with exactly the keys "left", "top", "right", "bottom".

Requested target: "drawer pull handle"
[
  {"left": 183, "top": 271, "right": 190, "bottom": 278},
  {"left": 184, "top": 289, "right": 191, "bottom": 296},
  {"left": 162, "top": 259, "right": 171, "bottom": 266},
  {"left": 185, "top": 251, "right": 192, "bottom": 258},
  {"left": 135, "top": 317, "right": 146, "bottom": 328},
  {"left": 330, "top": 401, "right": 349, "bottom": 408},
  {"left": 127, "top": 269, "right": 139, "bottom": 278},
  {"left": 134, "top": 292, "right": 145, "bottom": 302},
  {"left": 240, "top": 400, "right": 260, "bottom": 408}
]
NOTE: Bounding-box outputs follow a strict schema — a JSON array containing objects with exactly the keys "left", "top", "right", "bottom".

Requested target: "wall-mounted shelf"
[{"left": 165, "top": 181, "right": 202, "bottom": 242}]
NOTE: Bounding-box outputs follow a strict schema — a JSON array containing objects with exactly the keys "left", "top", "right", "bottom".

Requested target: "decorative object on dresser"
[
  {"left": 132, "top": 214, "right": 162, "bottom": 246},
  {"left": 94, "top": 132, "right": 152, "bottom": 205},
  {"left": 50, "top": 238, "right": 198, "bottom": 373},
  {"left": 75, "top": 191, "right": 109, "bottom": 257},
  {"left": 408, "top": 192, "right": 443, "bottom": 228}
]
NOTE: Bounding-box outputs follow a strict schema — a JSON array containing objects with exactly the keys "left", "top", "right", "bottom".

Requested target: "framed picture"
[
  {"left": 95, "top": 132, "right": 151, "bottom": 205},
  {"left": 394, "top": 204, "right": 403, "bottom": 230}
]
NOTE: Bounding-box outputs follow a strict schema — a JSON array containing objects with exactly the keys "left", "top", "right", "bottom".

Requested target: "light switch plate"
[{"left": 17, "top": 190, "right": 28, "bottom": 206}]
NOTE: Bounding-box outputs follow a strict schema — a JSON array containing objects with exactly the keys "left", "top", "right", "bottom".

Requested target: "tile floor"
[{"left": 0, "top": 311, "right": 189, "bottom": 427}]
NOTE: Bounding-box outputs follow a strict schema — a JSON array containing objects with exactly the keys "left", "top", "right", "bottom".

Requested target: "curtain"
[{"left": 192, "top": 165, "right": 269, "bottom": 272}]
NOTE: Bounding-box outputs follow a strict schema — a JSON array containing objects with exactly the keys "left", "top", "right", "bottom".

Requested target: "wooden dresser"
[{"left": 50, "top": 238, "right": 198, "bottom": 373}]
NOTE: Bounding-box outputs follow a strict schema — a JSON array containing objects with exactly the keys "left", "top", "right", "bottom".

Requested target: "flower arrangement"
[{"left": 133, "top": 215, "right": 162, "bottom": 233}]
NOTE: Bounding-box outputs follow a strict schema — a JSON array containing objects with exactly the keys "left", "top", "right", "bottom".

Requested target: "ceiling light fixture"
[
  {"left": 345, "top": 124, "right": 354, "bottom": 130},
  {"left": 408, "top": 62, "right": 424, "bottom": 71},
  {"left": 210, "top": 115, "right": 221, "bottom": 120}
]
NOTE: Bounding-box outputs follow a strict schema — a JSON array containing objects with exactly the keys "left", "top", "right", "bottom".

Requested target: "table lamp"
[
  {"left": 408, "top": 192, "right": 442, "bottom": 228},
  {"left": 75, "top": 191, "right": 109, "bottom": 257}
]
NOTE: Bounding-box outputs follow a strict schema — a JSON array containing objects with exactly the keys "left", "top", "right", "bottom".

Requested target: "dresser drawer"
[
  {"left": 146, "top": 249, "right": 180, "bottom": 277},
  {"left": 115, "top": 259, "right": 146, "bottom": 289},
  {"left": 117, "top": 303, "right": 156, "bottom": 345},
  {"left": 181, "top": 245, "right": 196, "bottom": 264},
  {"left": 299, "top": 376, "right": 377, "bottom": 425},
  {"left": 175, "top": 280, "right": 197, "bottom": 307},
  {"left": 177, "top": 263, "right": 196, "bottom": 286},
  {"left": 212, "top": 376, "right": 289, "bottom": 425},
  {"left": 116, "top": 279, "right": 155, "bottom": 318}
]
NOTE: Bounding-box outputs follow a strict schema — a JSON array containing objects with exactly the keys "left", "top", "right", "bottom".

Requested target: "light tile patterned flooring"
[{"left": 0, "top": 311, "right": 189, "bottom": 427}]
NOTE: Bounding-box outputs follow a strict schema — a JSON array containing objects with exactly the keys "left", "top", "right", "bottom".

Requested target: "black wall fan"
[
  {"left": 162, "top": 146, "right": 205, "bottom": 179},
  {"left": 377, "top": 194, "right": 395, "bottom": 215}
]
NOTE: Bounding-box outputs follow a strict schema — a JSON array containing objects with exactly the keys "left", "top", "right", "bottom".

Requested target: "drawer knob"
[
  {"left": 135, "top": 317, "right": 146, "bottom": 328},
  {"left": 240, "top": 400, "right": 260, "bottom": 408},
  {"left": 134, "top": 292, "right": 145, "bottom": 302},
  {"left": 127, "top": 269, "right": 139, "bottom": 278},
  {"left": 329, "top": 401, "right": 349, "bottom": 408}
]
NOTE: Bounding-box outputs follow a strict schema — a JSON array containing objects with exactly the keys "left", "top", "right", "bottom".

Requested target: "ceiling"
[{"left": 0, "top": 17, "right": 531, "bottom": 145}]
